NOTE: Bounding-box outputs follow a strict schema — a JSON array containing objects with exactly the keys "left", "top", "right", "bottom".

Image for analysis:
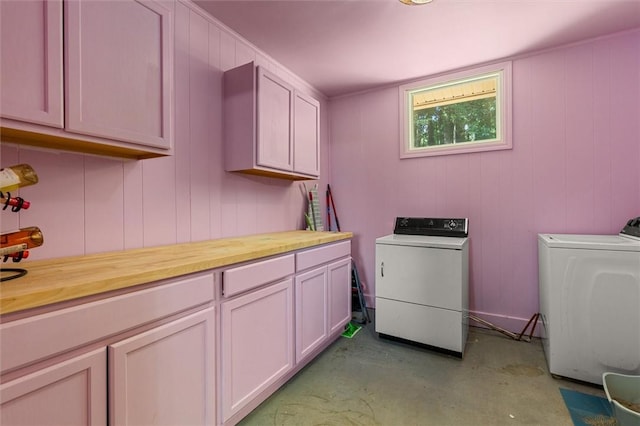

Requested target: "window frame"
[{"left": 399, "top": 61, "right": 512, "bottom": 158}]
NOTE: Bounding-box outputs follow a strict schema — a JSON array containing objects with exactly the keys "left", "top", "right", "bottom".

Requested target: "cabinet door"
[
  {"left": 293, "top": 91, "right": 320, "bottom": 177},
  {"left": 221, "top": 279, "right": 294, "bottom": 422},
  {"left": 0, "top": 0, "right": 63, "bottom": 127},
  {"left": 295, "top": 267, "right": 328, "bottom": 363},
  {"left": 65, "top": 0, "right": 173, "bottom": 149},
  {"left": 328, "top": 258, "right": 352, "bottom": 334},
  {"left": 109, "top": 308, "right": 215, "bottom": 426},
  {"left": 256, "top": 68, "right": 294, "bottom": 171},
  {"left": 0, "top": 348, "right": 107, "bottom": 426}
]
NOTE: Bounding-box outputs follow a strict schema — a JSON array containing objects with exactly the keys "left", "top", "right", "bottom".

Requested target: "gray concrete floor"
[{"left": 239, "top": 313, "right": 607, "bottom": 426}]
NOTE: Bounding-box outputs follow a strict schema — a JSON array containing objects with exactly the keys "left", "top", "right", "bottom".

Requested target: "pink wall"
[
  {"left": 0, "top": 0, "right": 329, "bottom": 261},
  {"left": 328, "top": 29, "right": 640, "bottom": 331}
]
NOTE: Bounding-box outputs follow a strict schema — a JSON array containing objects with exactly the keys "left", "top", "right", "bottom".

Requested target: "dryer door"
[{"left": 375, "top": 243, "right": 463, "bottom": 310}]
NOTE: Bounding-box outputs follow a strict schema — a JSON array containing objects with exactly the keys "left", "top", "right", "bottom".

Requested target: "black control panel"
[
  {"left": 621, "top": 216, "right": 640, "bottom": 238},
  {"left": 393, "top": 217, "right": 469, "bottom": 237}
]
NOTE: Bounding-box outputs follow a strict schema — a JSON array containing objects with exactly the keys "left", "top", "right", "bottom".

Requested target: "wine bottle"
[
  {"left": 0, "top": 164, "right": 39, "bottom": 192},
  {"left": 0, "top": 226, "right": 44, "bottom": 256}
]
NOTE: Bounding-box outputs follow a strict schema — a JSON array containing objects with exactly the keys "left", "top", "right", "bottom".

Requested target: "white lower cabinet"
[
  {"left": 295, "top": 257, "right": 351, "bottom": 364},
  {"left": 1, "top": 309, "right": 216, "bottom": 426},
  {"left": 328, "top": 258, "right": 352, "bottom": 334},
  {"left": 0, "top": 272, "right": 216, "bottom": 426},
  {"left": 109, "top": 308, "right": 216, "bottom": 426},
  {"left": 221, "top": 278, "right": 294, "bottom": 423},
  {"left": 219, "top": 241, "right": 351, "bottom": 425},
  {"left": 295, "top": 267, "right": 329, "bottom": 363},
  {"left": 0, "top": 348, "right": 107, "bottom": 426},
  {"left": 0, "top": 239, "right": 352, "bottom": 426}
]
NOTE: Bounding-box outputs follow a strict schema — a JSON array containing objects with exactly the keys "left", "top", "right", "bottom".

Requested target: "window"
[{"left": 399, "top": 61, "right": 512, "bottom": 158}]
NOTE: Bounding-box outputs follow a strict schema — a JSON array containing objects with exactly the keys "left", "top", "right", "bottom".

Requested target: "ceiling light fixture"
[{"left": 399, "top": 0, "right": 433, "bottom": 5}]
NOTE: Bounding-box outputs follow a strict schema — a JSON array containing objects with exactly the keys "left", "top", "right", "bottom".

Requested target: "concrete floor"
[{"left": 239, "top": 315, "right": 607, "bottom": 426}]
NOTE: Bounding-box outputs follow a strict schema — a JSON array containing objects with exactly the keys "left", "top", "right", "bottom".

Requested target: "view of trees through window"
[
  {"left": 400, "top": 63, "right": 511, "bottom": 158},
  {"left": 412, "top": 97, "right": 497, "bottom": 147}
]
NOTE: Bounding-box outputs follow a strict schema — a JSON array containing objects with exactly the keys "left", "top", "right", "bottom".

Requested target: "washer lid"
[
  {"left": 376, "top": 234, "right": 468, "bottom": 249},
  {"left": 538, "top": 233, "right": 640, "bottom": 251}
]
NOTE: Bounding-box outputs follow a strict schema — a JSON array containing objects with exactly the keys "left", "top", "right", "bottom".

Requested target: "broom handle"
[{"left": 327, "top": 184, "right": 341, "bottom": 232}]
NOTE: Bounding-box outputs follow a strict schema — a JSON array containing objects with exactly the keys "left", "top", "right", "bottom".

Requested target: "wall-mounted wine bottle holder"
[
  {"left": 1, "top": 164, "right": 43, "bottom": 280},
  {"left": 2, "top": 191, "right": 30, "bottom": 212}
]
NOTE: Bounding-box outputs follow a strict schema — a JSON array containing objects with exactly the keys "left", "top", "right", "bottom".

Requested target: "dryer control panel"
[{"left": 394, "top": 217, "right": 468, "bottom": 238}]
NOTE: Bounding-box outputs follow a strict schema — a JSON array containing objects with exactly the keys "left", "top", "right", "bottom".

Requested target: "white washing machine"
[
  {"left": 375, "top": 217, "right": 469, "bottom": 357},
  {"left": 538, "top": 217, "right": 640, "bottom": 385}
]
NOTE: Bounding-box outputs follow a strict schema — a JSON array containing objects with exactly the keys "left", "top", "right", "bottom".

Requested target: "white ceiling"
[{"left": 194, "top": 0, "right": 640, "bottom": 98}]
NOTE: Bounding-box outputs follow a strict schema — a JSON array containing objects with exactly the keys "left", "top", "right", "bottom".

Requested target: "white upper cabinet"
[
  {"left": 0, "top": 0, "right": 63, "bottom": 127},
  {"left": 293, "top": 90, "right": 320, "bottom": 177},
  {"left": 0, "top": 0, "right": 173, "bottom": 159},
  {"left": 224, "top": 62, "right": 320, "bottom": 180},
  {"left": 256, "top": 68, "right": 295, "bottom": 172},
  {"left": 65, "top": 0, "right": 173, "bottom": 150}
]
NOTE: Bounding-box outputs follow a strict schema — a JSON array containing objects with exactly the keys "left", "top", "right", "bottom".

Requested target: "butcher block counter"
[{"left": 0, "top": 230, "right": 352, "bottom": 315}]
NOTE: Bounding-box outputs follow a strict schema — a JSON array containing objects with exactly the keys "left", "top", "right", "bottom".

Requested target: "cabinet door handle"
[{"left": 381, "top": 261, "right": 384, "bottom": 277}]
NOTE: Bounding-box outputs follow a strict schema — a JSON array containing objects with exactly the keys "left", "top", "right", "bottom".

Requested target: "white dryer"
[
  {"left": 376, "top": 217, "right": 469, "bottom": 357},
  {"left": 538, "top": 217, "right": 640, "bottom": 385}
]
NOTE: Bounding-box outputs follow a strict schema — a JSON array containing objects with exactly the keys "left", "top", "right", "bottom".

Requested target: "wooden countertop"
[{"left": 0, "top": 231, "right": 352, "bottom": 315}]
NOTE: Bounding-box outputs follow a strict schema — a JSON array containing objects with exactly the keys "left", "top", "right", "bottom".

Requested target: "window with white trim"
[{"left": 399, "top": 61, "right": 512, "bottom": 158}]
